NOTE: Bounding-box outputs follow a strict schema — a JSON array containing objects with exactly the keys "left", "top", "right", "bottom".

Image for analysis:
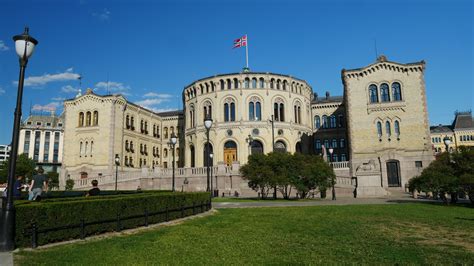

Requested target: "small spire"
[{"left": 76, "top": 88, "right": 82, "bottom": 98}]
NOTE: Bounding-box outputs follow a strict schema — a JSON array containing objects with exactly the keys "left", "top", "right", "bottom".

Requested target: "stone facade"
[
  {"left": 62, "top": 56, "right": 434, "bottom": 197},
  {"left": 430, "top": 111, "right": 474, "bottom": 154},
  {"left": 342, "top": 56, "right": 433, "bottom": 196}
]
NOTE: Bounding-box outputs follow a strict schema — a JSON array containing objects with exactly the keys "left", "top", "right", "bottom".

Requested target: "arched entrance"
[
  {"left": 203, "top": 143, "right": 213, "bottom": 167},
  {"left": 251, "top": 140, "right": 264, "bottom": 155},
  {"left": 295, "top": 142, "right": 302, "bottom": 153},
  {"left": 274, "top": 140, "right": 287, "bottom": 153},
  {"left": 224, "top": 140, "right": 237, "bottom": 166},
  {"left": 386, "top": 160, "right": 401, "bottom": 187}
]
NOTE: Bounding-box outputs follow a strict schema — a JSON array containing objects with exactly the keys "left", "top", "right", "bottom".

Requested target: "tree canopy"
[{"left": 0, "top": 153, "right": 36, "bottom": 183}]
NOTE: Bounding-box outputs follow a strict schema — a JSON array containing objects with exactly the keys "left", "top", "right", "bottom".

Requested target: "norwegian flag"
[{"left": 233, "top": 35, "right": 247, "bottom": 48}]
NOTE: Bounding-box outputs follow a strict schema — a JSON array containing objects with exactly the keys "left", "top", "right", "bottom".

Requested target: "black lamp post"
[
  {"left": 204, "top": 114, "right": 213, "bottom": 193},
  {"left": 269, "top": 115, "right": 275, "bottom": 151},
  {"left": 169, "top": 132, "right": 177, "bottom": 192},
  {"left": 328, "top": 148, "right": 336, "bottom": 201},
  {"left": 114, "top": 154, "right": 120, "bottom": 191},
  {"left": 209, "top": 153, "right": 213, "bottom": 195},
  {"left": 0, "top": 27, "right": 38, "bottom": 251}
]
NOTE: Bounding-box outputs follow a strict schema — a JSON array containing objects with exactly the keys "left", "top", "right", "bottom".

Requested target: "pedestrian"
[
  {"left": 13, "top": 175, "right": 24, "bottom": 200},
  {"left": 29, "top": 167, "right": 47, "bottom": 201},
  {"left": 86, "top": 179, "right": 100, "bottom": 196}
]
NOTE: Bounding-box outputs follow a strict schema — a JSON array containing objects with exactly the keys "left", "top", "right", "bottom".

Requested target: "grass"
[
  {"left": 211, "top": 197, "right": 318, "bottom": 202},
  {"left": 15, "top": 203, "right": 474, "bottom": 265}
]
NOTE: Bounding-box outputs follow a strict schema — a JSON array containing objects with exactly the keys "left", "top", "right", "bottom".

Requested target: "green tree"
[
  {"left": 47, "top": 171, "right": 60, "bottom": 190},
  {"left": 0, "top": 154, "right": 36, "bottom": 183},
  {"left": 240, "top": 153, "right": 274, "bottom": 199},
  {"left": 65, "top": 179, "right": 75, "bottom": 191},
  {"left": 291, "top": 153, "right": 335, "bottom": 199}
]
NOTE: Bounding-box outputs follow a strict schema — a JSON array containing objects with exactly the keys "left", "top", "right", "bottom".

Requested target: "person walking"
[
  {"left": 13, "top": 175, "right": 24, "bottom": 200},
  {"left": 29, "top": 167, "right": 47, "bottom": 201}
]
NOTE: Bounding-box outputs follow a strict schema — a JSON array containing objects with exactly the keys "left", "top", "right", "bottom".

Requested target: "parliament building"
[{"left": 61, "top": 56, "right": 434, "bottom": 197}]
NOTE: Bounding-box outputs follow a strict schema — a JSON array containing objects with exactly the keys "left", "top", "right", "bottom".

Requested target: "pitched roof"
[
  {"left": 430, "top": 125, "right": 453, "bottom": 133},
  {"left": 453, "top": 111, "right": 473, "bottom": 129}
]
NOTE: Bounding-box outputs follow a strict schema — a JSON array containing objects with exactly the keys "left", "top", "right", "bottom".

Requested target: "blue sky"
[{"left": 0, "top": 0, "right": 472, "bottom": 144}]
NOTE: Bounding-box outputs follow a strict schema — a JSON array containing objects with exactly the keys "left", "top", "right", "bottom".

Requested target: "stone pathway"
[{"left": 0, "top": 252, "right": 13, "bottom": 266}]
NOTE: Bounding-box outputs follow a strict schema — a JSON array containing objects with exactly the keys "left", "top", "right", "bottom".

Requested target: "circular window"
[
  {"left": 252, "top": 128, "right": 259, "bottom": 136},
  {"left": 278, "top": 129, "right": 284, "bottom": 135},
  {"left": 227, "top": 129, "right": 233, "bottom": 137}
]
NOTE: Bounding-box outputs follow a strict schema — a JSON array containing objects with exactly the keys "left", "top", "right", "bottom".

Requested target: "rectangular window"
[
  {"left": 43, "top": 132, "right": 50, "bottom": 162},
  {"left": 24, "top": 130, "right": 31, "bottom": 157},
  {"left": 53, "top": 132, "right": 60, "bottom": 163},
  {"left": 415, "top": 161, "right": 423, "bottom": 168},
  {"left": 33, "top": 131, "right": 41, "bottom": 161}
]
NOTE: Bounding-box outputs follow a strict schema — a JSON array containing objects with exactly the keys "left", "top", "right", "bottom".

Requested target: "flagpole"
[{"left": 245, "top": 34, "right": 249, "bottom": 69}]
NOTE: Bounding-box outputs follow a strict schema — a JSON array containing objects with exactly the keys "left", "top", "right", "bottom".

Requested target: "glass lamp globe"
[
  {"left": 170, "top": 133, "right": 177, "bottom": 145},
  {"left": 204, "top": 116, "right": 213, "bottom": 129},
  {"left": 13, "top": 27, "right": 38, "bottom": 59}
]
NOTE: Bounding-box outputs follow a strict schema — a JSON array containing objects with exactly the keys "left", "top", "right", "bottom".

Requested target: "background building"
[
  {"left": 0, "top": 145, "right": 11, "bottom": 163},
  {"left": 430, "top": 111, "right": 474, "bottom": 154},
  {"left": 18, "top": 113, "right": 64, "bottom": 173}
]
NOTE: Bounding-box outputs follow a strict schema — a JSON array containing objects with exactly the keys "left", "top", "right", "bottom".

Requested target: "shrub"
[
  {"left": 65, "top": 179, "right": 74, "bottom": 190},
  {"left": 15, "top": 192, "right": 210, "bottom": 248}
]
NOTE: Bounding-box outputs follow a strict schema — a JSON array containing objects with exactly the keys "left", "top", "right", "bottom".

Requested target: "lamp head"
[
  {"left": 328, "top": 148, "right": 334, "bottom": 154},
  {"left": 170, "top": 132, "right": 177, "bottom": 145},
  {"left": 443, "top": 136, "right": 451, "bottom": 146},
  {"left": 13, "top": 27, "right": 38, "bottom": 59},
  {"left": 204, "top": 115, "right": 213, "bottom": 129},
  {"left": 209, "top": 153, "right": 213, "bottom": 159},
  {"left": 115, "top": 154, "right": 120, "bottom": 165}
]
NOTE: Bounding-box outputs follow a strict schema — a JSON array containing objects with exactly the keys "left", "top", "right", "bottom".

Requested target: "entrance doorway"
[
  {"left": 386, "top": 160, "right": 401, "bottom": 187},
  {"left": 224, "top": 140, "right": 237, "bottom": 166},
  {"left": 251, "top": 140, "right": 264, "bottom": 155}
]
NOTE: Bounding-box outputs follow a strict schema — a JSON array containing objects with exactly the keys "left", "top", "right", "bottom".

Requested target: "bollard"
[
  {"left": 80, "top": 219, "right": 85, "bottom": 239},
  {"left": 31, "top": 223, "right": 38, "bottom": 248}
]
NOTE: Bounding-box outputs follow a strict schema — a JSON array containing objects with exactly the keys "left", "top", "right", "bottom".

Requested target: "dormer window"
[
  {"left": 36, "top": 122, "right": 41, "bottom": 126},
  {"left": 27, "top": 122, "right": 32, "bottom": 125}
]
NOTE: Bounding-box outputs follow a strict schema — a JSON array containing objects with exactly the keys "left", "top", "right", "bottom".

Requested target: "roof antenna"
[
  {"left": 29, "top": 101, "right": 32, "bottom": 116},
  {"left": 78, "top": 74, "right": 82, "bottom": 90}
]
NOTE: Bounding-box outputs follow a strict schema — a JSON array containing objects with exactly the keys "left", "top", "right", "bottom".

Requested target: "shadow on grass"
[{"left": 387, "top": 199, "right": 473, "bottom": 208}]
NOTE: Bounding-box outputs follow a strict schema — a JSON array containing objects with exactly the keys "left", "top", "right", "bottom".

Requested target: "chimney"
[
  {"left": 314, "top": 93, "right": 318, "bottom": 100},
  {"left": 325, "top": 91, "right": 330, "bottom": 99}
]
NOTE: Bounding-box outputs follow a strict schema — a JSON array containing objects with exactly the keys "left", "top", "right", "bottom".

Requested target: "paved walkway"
[{"left": 0, "top": 252, "right": 13, "bottom": 266}]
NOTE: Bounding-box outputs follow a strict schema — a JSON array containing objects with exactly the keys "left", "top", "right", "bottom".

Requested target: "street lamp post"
[
  {"left": 269, "top": 115, "right": 275, "bottom": 151},
  {"left": 114, "top": 154, "right": 120, "bottom": 191},
  {"left": 328, "top": 148, "right": 336, "bottom": 201},
  {"left": 170, "top": 133, "right": 177, "bottom": 192},
  {"left": 0, "top": 27, "right": 38, "bottom": 251},
  {"left": 209, "top": 153, "right": 213, "bottom": 196},
  {"left": 204, "top": 114, "right": 213, "bottom": 194}
]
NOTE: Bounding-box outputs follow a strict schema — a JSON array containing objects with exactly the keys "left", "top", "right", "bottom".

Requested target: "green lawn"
[{"left": 15, "top": 203, "right": 474, "bottom": 265}]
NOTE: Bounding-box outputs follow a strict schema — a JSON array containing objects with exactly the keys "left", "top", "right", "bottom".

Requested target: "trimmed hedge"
[{"left": 15, "top": 192, "right": 211, "bottom": 248}]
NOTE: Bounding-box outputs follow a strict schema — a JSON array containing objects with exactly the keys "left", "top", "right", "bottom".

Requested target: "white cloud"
[
  {"left": 93, "top": 9, "right": 111, "bottom": 21},
  {"left": 143, "top": 92, "right": 173, "bottom": 98},
  {"left": 0, "top": 87, "right": 5, "bottom": 95},
  {"left": 0, "top": 41, "right": 9, "bottom": 51},
  {"left": 32, "top": 102, "right": 61, "bottom": 112},
  {"left": 135, "top": 98, "right": 168, "bottom": 108},
  {"left": 151, "top": 108, "right": 176, "bottom": 113},
  {"left": 21, "top": 68, "right": 80, "bottom": 87},
  {"left": 61, "top": 85, "right": 79, "bottom": 93},
  {"left": 95, "top": 81, "right": 131, "bottom": 96},
  {"left": 51, "top": 97, "right": 65, "bottom": 101}
]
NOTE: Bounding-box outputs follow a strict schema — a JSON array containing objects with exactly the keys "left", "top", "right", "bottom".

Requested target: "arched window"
[
  {"left": 140, "top": 120, "right": 144, "bottom": 132},
  {"left": 323, "top": 139, "right": 329, "bottom": 149},
  {"left": 293, "top": 102, "right": 302, "bottom": 124},
  {"left": 164, "top": 148, "right": 168, "bottom": 158},
  {"left": 170, "top": 127, "right": 174, "bottom": 135},
  {"left": 330, "top": 115, "right": 336, "bottom": 128},
  {"left": 203, "top": 101, "right": 212, "bottom": 119},
  {"left": 340, "top": 138, "right": 345, "bottom": 148},
  {"left": 259, "top": 78, "right": 265, "bottom": 88},
  {"left": 125, "top": 140, "right": 129, "bottom": 151},
  {"left": 394, "top": 121, "right": 400, "bottom": 137},
  {"left": 252, "top": 78, "right": 257, "bottom": 88},
  {"left": 126, "top": 115, "right": 130, "bottom": 128},
  {"left": 130, "top": 116, "right": 135, "bottom": 130},
  {"left": 224, "top": 99, "right": 236, "bottom": 122},
  {"left": 210, "top": 82, "right": 215, "bottom": 92},
  {"left": 79, "top": 141, "right": 83, "bottom": 156},
  {"left": 78, "top": 112, "right": 84, "bottom": 127},
  {"left": 244, "top": 78, "right": 250, "bottom": 88},
  {"left": 276, "top": 79, "right": 281, "bottom": 90},
  {"left": 248, "top": 98, "right": 262, "bottom": 121},
  {"left": 322, "top": 115, "right": 328, "bottom": 129},
  {"left": 205, "top": 83, "right": 209, "bottom": 93},
  {"left": 189, "top": 105, "right": 195, "bottom": 128},
  {"left": 315, "top": 139, "right": 321, "bottom": 151},
  {"left": 315, "top": 116, "right": 321, "bottom": 129},
  {"left": 86, "top": 111, "right": 91, "bottom": 126},
  {"left": 220, "top": 80, "right": 225, "bottom": 90},
  {"left": 190, "top": 145, "right": 195, "bottom": 167},
  {"left": 130, "top": 141, "right": 134, "bottom": 152},
  {"left": 369, "top": 84, "right": 378, "bottom": 103},
  {"left": 90, "top": 141, "right": 93, "bottom": 155},
  {"left": 377, "top": 122, "right": 382, "bottom": 138},
  {"left": 125, "top": 156, "right": 128, "bottom": 166},
  {"left": 270, "top": 79, "right": 275, "bottom": 89},
  {"left": 279, "top": 103, "right": 285, "bottom": 122},
  {"left": 227, "top": 79, "right": 231, "bottom": 90},
  {"left": 283, "top": 81, "right": 287, "bottom": 90},
  {"left": 233, "top": 78, "right": 239, "bottom": 89},
  {"left": 338, "top": 114, "right": 344, "bottom": 128},
  {"left": 251, "top": 140, "right": 264, "bottom": 154},
  {"left": 392, "top": 82, "right": 402, "bottom": 101},
  {"left": 85, "top": 141, "right": 88, "bottom": 156},
  {"left": 386, "top": 121, "right": 391, "bottom": 137},
  {"left": 332, "top": 139, "right": 337, "bottom": 148},
  {"left": 274, "top": 141, "right": 286, "bottom": 153},
  {"left": 381, "top": 83, "right": 390, "bottom": 102},
  {"left": 164, "top": 127, "right": 168, "bottom": 139},
  {"left": 93, "top": 111, "right": 98, "bottom": 126}
]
